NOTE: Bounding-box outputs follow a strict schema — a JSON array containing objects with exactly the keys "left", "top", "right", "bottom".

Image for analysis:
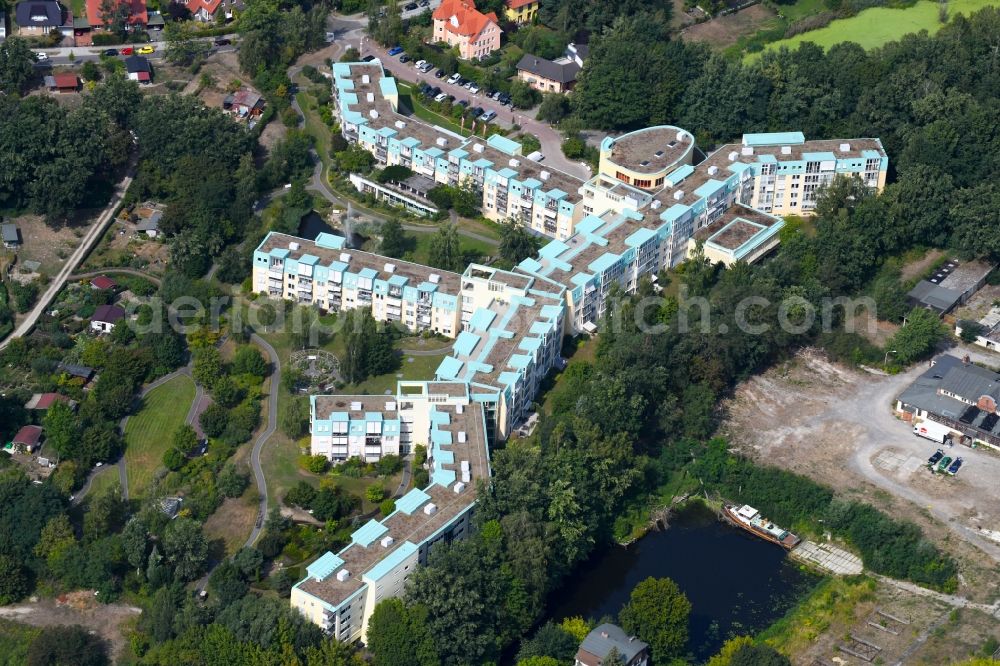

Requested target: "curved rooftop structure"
[{"left": 599, "top": 125, "right": 695, "bottom": 190}]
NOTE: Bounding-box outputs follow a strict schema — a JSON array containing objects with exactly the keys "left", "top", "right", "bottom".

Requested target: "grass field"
[
  {"left": 753, "top": 0, "right": 1000, "bottom": 58},
  {"left": 124, "top": 374, "right": 196, "bottom": 498}
]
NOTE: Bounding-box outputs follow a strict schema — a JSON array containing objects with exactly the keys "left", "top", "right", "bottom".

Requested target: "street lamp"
[{"left": 884, "top": 349, "right": 897, "bottom": 365}]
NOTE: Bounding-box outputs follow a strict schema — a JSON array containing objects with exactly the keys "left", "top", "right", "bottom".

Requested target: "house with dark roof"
[
  {"left": 906, "top": 259, "right": 993, "bottom": 315},
  {"left": 225, "top": 87, "right": 265, "bottom": 118},
  {"left": 90, "top": 275, "right": 117, "bottom": 291},
  {"left": 432, "top": 0, "right": 501, "bottom": 60},
  {"left": 58, "top": 362, "right": 95, "bottom": 382},
  {"left": 14, "top": 0, "right": 70, "bottom": 37},
  {"left": 125, "top": 54, "right": 151, "bottom": 83},
  {"left": 44, "top": 73, "right": 80, "bottom": 92},
  {"left": 1, "top": 223, "right": 19, "bottom": 248},
  {"left": 516, "top": 42, "right": 588, "bottom": 93},
  {"left": 895, "top": 353, "right": 1000, "bottom": 450},
  {"left": 575, "top": 623, "right": 649, "bottom": 666},
  {"left": 91, "top": 303, "right": 126, "bottom": 333},
  {"left": 9, "top": 425, "right": 44, "bottom": 454}
]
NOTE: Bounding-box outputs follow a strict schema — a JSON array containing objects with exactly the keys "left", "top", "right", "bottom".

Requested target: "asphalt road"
[
  {"left": 0, "top": 166, "right": 135, "bottom": 351},
  {"left": 244, "top": 333, "right": 281, "bottom": 548}
]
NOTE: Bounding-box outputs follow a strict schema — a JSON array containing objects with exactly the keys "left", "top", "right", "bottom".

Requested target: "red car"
[{"left": 120, "top": 47, "right": 134, "bottom": 55}]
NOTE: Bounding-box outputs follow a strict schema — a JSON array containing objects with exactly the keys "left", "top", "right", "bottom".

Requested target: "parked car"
[
  {"left": 444, "top": 94, "right": 455, "bottom": 103},
  {"left": 456, "top": 99, "right": 469, "bottom": 108},
  {"left": 419, "top": 0, "right": 429, "bottom": 5},
  {"left": 480, "top": 110, "right": 497, "bottom": 122},
  {"left": 138, "top": 45, "right": 155, "bottom": 54},
  {"left": 430, "top": 86, "right": 441, "bottom": 97},
  {"left": 415, "top": 59, "right": 427, "bottom": 69},
  {"left": 120, "top": 46, "right": 134, "bottom": 55},
  {"left": 419, "top": 62, "right": 433, "bottom": 73},
  {"left": 468, "top": 83, "right": 480, "bottom": 94},
  {"left": 33, "top": 51, "right": 48, "bottom": 60},
  {"left": 936, "top": 456, "right": 952, "bottom": 473},
  {"left": 214, "top": 38, "right": 231, "bottom": 46},
  {"left": 434, "top": 68, "right": 445, "bottom": 78},
  {"left": 399, "top": 54, "right": 411, "bottom": 63},
  {"left": 404, "top": 2, "right": 418, "bottom": 9},
  {"left": 470, "top": 106, "right": 484, "bottom": 118},
  {"left": 102, "top": 48, "right": 119, "bottom": 57},
  {"left": 927, "top": 449, "right": 944, "bottom": 466},
  {"left": 388, "top": 46, "right": 404, "bottom": 56},
  {"left": 947, "top": 457, "right": 963, "bottom": 475},
  {"left": 447, "top": 73, "right": 461, "bottom": 84},
  {"left": 362, "top": 54, "right": 377, "bottom": 62},
  {"left": 434, "top": 92, "right": 448, "bottom": 102}
]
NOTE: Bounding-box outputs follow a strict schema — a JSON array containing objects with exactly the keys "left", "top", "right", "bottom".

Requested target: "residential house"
[
  {"left": 1, "top": 223, "right": 19, "bottom": 248},
  {"left": 432, "top": 0, "right": 501, "bottom": 60},
  {"left": 90, "top": 275, "right": 117, "bottom": 291},
  {"left": 14, "top": 0, "right": 71, "bottom": 38},
  {"left": 10, "top": 425, "right": 44, "bottom": 454},
  {"left": 516, "top": 42, "right": 588, "bottom": 93},
  {"left": 224, "top": 88, "right": 265, "bottom": 118},
  {"left": 44, "top": 73, "right": 80, "bottom": 92},
  {"left": 25, "top": 393, "right": 77, "bottom": 411},
  {"left": 134, "top": 217, "right": 160, "bottom": 237},
  {"left": 575, "top": 624, "right": 650, "bottom": 666},
  {"left": 84, "top": 0, "right": 147, "bottom": 34},
  {"left": 504, "top": 0, "right": 538, "bottom": 24},
  {"left": 895, "top": 353, "right": 1000, "bottom": 451},
  {"left": 124, "top": 54, "right": 151, "bottom": 83},
  {"left": 91, "top": 303, "right": 126, "bottom": 333},
  {"left": 181, "top": 0, "right": 242, "bottom": 22}
]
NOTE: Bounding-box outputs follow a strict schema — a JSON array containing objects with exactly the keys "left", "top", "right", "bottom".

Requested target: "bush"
[
  {"left": 302, "top": 454, "right": 329, "bottom": 474},
  {"left": 365, "top": 483, "right": 385, "bottom": 504},
  {"left": 379, "top": 498, "right": 396, "bottom": 516}
]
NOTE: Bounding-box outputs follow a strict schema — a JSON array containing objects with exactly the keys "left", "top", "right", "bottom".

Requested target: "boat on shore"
[{"left": 722, "top": 504, "right": 800, "bottom": 550}]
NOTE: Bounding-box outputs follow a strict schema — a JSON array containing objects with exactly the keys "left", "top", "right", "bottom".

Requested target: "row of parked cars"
[
  {"left": 417, "top": 83, "right": 498, "bottom": 122},
  {"left": 927, "top": 448, "right": 963, "bottom": 475},
  {"left": 386, "top": 47, "right": 515, "bottom": 107}
]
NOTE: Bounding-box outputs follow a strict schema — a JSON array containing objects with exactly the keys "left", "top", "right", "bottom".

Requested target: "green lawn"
[
  {"left": 780, "top": 0, "right": 827, "bottom": 22},
  {"left": 0, "top": 620, "right": 39, "bottom": 666},
  {"left": 403, "top": 231, "right": 495, "bottom": 267},
  {"left": 752, "top": 0, "right": 1000, "bottom": 58},
  {"left": 396, "top": 82, "right": 480, "bottom": 139},
  {"left": 86, "top": 466, "right": 120, "bottom": 500},
  {"left": 124, "top": 374, "right": 196, "bottom": 498}
]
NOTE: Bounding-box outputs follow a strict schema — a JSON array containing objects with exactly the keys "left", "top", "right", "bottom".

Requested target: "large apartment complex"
[
  {"left": 276, "top": 58, "right": 890, "bottom": 642},
  {"left": 292, "top": 381, "right": 490, "bottom": 643}
]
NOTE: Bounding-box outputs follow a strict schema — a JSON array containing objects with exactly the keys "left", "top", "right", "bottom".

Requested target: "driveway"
[{"left": 360, "top": 42, "right": 591, "bottom": 180}]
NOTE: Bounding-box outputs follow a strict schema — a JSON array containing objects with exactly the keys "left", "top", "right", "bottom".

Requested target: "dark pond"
[
  {"left": 547, "top": 502, "right": 819, "bottom": 662},
  {"left": 298, "top": 211, "right": 363, "bottom": 247}
]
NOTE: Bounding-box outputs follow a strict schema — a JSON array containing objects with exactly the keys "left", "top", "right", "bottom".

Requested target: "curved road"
[
  {"left": 68, "top": 268, "right": 163, "bottom": 285},
  {"left": 0, "top": 168, "right": 135, "bottom": 351},
  {"left": 244, "top": 332, "right": 281, "bottom": 548}
]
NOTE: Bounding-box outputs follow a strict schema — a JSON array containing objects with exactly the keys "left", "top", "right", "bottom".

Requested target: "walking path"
[
  {"left": 0, "top": 167, "right": 135, "bottom": 351},
  {"left": 244, "top": 333, "right": 281, "bottom": 548},
  {"left": 68, "top": 268, "right": 163, "bottom": 284}
]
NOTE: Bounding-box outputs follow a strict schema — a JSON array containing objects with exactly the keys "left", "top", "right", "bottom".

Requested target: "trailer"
[{"left": 913, "top": 420, "right": 954, "bottom": 444}]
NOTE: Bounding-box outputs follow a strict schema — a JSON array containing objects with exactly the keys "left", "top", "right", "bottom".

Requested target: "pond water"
[
  {"left": 298, "top": 211, "right": 363, "bottom": 248},
  {"left": 547, "top": 502, "right": 819, "bottom": 662}
]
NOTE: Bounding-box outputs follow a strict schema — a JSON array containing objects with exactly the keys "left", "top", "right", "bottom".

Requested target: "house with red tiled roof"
[
  {"left": 181, "top": 0, "right": 242, "bottom": 22},
  {"left": 25, "top": 393, "right": 78, "bottom": 411},
  {"left": 9, "top": 425, "right": 44, "bottom": 454},
  {"left": 504, "top": 0, "right": 538, "bottom": 24},
  {"left": 44, "top": 73, "right": 80, "bottom": 92},
  {"left": 84, "top": 0, "right": 147, "bottom": 32},
  {"left": 432, "top": 0, "right": 501, "bottom": 60},
  {"left": 90, "top": 275, "right": 117, "bottom": 291}
]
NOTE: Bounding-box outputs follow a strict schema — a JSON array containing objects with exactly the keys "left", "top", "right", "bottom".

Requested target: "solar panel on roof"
[
  {"left": 960, "top": 405, "right": 980, "bottom": 424},
  {"left": 981, "top": 413, "right": 998, "bottom": 431}
]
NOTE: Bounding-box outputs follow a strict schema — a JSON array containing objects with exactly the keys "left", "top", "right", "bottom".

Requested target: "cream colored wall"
[{"left": 360, "top": 547, "right": 419, "bottom": 642}]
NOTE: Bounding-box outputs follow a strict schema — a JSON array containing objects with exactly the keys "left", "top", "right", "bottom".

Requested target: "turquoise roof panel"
[
  {"left": 306, "top": 552, "right": 344, "bottom": 580},
  {"left": 396, "top": 488, "right": 431, "bottom": 514},
  {"left": 436, "top": 356, "right": 464, "bottom": 380},
  {"left": 742, "top": 131, "right": 805, "bottom": 146},
  {"left": 454, "top": 331, "right": 480, "bottom": 357},
  {"left": 351, "top": 519, "right": 389, "bottom": 547}
]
